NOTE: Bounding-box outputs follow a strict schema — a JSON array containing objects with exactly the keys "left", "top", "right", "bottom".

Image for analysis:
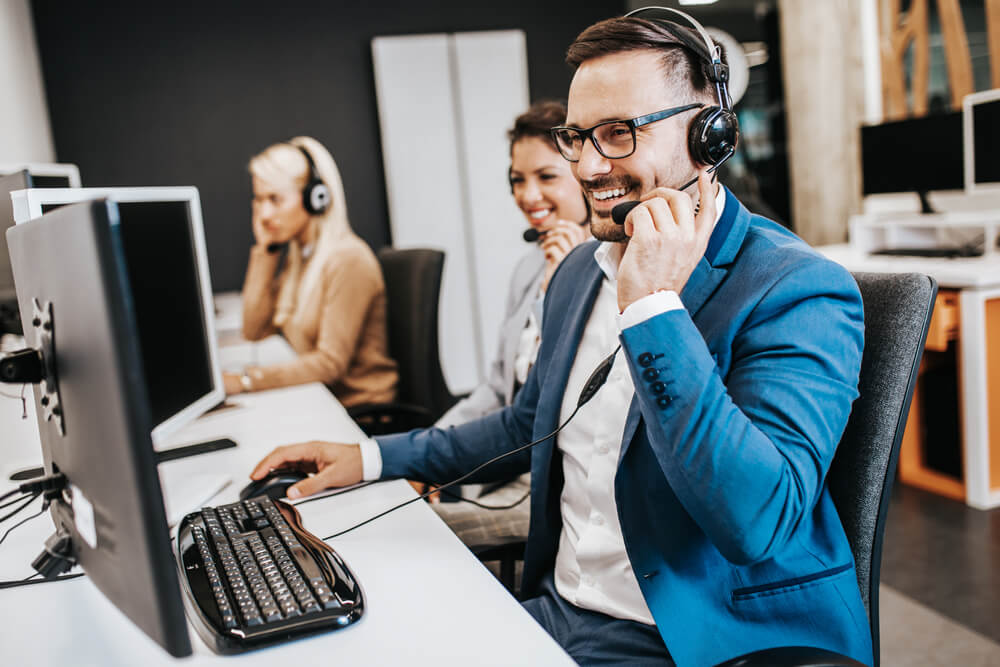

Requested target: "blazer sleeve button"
[{"left": 657, "top": 396, "right": 671, "bottom": 409}]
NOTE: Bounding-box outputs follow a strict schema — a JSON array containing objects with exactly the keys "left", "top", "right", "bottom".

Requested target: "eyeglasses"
[{"left": 550, "top": 103, "right": 704, "bottom": 162}]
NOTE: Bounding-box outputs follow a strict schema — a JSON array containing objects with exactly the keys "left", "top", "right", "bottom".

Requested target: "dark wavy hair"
[
  {"left": 566, "top": 17, "right": 726, "bottom": 102},
  {"left": 507, "top": 100, "right": 567, "bottom": 154}
]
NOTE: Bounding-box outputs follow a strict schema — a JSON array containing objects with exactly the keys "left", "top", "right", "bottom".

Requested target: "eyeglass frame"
[{"left": 550, "top": 102, "right": 705, "bottom": 162}]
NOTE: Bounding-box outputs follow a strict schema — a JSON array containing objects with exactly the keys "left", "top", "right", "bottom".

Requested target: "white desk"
[
  {"left": 0, "top": 328, "right": 573, "bottom": 664},
  {"left": 818, "top": 243, "right": 1000, "bottom": 509}
]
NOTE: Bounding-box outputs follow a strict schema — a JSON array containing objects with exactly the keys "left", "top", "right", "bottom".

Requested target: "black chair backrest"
[
  {"left": 376, "top": 247, "right": 455, "bottom": 419},
  {"left": 826, "top": 272, "right": 937, "bottom": 664}
]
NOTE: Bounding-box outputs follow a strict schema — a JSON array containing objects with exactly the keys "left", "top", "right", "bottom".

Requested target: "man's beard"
[
  {"left": 590, "top": 216, "right": 628, "bottom": 242},
  {"left": 580, "top": 175, "right": 638, "bottom": 243}
]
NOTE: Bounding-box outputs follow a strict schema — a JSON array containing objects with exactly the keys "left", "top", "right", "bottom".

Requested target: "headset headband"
[{"left": 625, "top": 5, "right": 731, "bottom": 105}]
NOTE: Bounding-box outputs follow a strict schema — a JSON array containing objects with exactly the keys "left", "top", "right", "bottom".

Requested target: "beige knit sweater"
[{"left": 240, "top": 235, "right": 398, "bottom": 407}]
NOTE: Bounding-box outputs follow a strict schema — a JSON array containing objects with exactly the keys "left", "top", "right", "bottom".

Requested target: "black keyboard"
[{"left": 176, "top": 496, "right": 364, "bottom": 653}]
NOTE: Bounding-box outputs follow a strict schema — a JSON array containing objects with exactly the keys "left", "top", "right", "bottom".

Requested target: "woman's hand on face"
[
  {"left": 252, "top": 215, "right": 278, "bottom": 249},
  {"left": 540, "top": 220, "right": 591, "bottom": 291}
]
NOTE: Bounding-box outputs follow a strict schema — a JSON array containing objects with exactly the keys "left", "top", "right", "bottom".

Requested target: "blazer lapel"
[{"left": 532, "top": 252, "right": 604, "bottom": 469}]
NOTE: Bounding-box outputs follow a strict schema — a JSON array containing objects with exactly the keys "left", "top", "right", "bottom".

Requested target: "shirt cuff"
[
  {"left": 358, "top": 437, "right": 383, "bottom": 481},
  {"left": 616, "top": 290, "right": 684, "bottom": 332}
]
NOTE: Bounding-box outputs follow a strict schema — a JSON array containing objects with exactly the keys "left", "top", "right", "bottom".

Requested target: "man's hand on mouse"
[{"left": 250, "top": 441, "right": 363, "bottom": 499}]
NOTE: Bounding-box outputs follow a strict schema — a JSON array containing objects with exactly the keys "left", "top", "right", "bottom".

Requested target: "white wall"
[
  {"left": 0, "top": 0, "right": 55, "bottom": 162},
  {"left": 372, "top": 31, "right": 529, "bottom": 394}
]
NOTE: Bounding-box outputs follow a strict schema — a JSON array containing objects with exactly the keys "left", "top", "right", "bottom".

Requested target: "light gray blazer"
[{"left": 436, "top": 248, "right": 546, "bottom": 428}]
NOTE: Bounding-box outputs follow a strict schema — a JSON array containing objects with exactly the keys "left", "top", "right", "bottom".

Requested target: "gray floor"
[
  {"left": 880, "top": 585, "right": 1000, "bottom": 665},
  {"left": 879, "top": 484, "right": 1000, "bottom": 665},
  {"left": 881, "top": 485, "right": 1000, "bottom": 641}
]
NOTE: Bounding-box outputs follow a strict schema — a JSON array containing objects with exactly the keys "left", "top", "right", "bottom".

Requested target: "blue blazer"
[{"left": 378, "top": 188, "right": 873, "bottom": 667}]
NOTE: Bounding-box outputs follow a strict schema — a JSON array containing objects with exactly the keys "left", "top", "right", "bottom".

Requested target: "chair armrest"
[
  {"left": 714, "top": 646, "right": 869, "bottom": 667},
  {"left": 347, "top": 402, "right": 437, "bottom": 436}
]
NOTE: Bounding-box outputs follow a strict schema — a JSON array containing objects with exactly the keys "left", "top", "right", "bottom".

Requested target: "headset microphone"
[
  {"left": 611, "top": 147, "right": 731, "bottom": 226},
  {"left": 521, "top": 190, "right": 592, "bottom": 243},
  {"left": 523, "top": 228, "right": 543, "bottom": 243}
]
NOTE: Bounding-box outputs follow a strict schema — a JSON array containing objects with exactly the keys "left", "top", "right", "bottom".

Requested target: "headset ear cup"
[
  {"left": 303, "top": 179, "right": 331, "bottom": 215},
  {"left": 688, "top": 107, "right": 739, "bottom": 166}
]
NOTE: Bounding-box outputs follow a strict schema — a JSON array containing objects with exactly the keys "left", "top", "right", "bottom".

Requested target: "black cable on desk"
[
  {"left": 320, "top": 344, "right": 621, "bottom": 542},
  {"left": 0, "top": 493, "right": 34, "bottom": 511},
  {"left": 321, "top": 402, "right": 584, "bottom": 541},
  {"left": 0, "top": 493, "right": 39, "bottom": 523},
  {"left": 291, "top": 480, "right": 378, "bottom": 507},
  {"left": 0, "top": 504, "right": 43, "bottom": 547},
  {"left": 436, "top": 487, "right": 530, "bottom": 511},
  {"left": 0, "top": 572, "right": 85, "bottom": 590}
]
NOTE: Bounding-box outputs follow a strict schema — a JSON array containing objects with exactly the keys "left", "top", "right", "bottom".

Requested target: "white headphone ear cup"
[{"left": 309, "top": 183, "right": 331, "bottom": 214}]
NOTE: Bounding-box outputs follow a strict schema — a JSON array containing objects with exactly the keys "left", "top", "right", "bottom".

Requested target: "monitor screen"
[
  {"left": 28, "top": 188, "right": 222, "bottom": 443},
  {"left": 1, "top": 171, "right": 31, "bottom": 303},
  {"left": 29, "top": 174, "right": 72, "bottom": 188},
  {"left": 6, "top": 199, "right": 192, "bottom": 657},
  {"left": 972, "top": 98, "right": 1000, "bottom": 188},
  {"left": 120, "top": 201, "right": 215, "bottom": 428},
  {"left": 861, "top": 111, "right": 964, "bottom": 196},
  {"left": 0, "top": 162, "right": 80, "bottom": 188}
]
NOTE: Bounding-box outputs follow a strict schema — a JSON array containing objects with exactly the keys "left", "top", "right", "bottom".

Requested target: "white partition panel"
[
  {"left": 372, "top": 31, "right": 530, "bottom": 393},
  {"left": 372, "top": 34, "right": 482, "bottom": 393},
  {"left": 452, "top": 31, "right": 531, "bottom": 378}
]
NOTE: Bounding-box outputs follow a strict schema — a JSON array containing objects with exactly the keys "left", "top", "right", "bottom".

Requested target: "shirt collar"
[{"left": 594, "top": 183, "right": 727, "bottom": 283}]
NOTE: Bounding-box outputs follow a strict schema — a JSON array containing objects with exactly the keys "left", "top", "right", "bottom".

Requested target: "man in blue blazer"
[{"left": 252, "top": 14, "right": 872, "bottom": 667}]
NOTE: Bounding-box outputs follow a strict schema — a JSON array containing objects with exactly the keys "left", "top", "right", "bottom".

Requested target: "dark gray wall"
[{"left": 32, "top": 1, "right": 623, "bottom": 291}]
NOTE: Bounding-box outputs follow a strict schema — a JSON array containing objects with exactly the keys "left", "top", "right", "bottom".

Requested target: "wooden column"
[
  {"left": 936, "top": 0, "right": 974, "bottom": 108},
  {"left": 779, "top": 0, "right": 866, "bottom": 246}
]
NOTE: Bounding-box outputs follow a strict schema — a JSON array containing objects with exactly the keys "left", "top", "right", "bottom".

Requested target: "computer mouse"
[{"left": 239, "top": 468, "right": 309, "bottom": 501}]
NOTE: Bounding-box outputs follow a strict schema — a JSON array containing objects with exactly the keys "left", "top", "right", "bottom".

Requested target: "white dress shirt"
[{"left": 362, "top": 185, "right": 726, "bottom": 623}]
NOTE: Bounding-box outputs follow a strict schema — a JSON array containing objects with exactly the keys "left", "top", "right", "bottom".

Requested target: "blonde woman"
[{"left": 223, "top": 137, "right": 398, "bottom": 407}]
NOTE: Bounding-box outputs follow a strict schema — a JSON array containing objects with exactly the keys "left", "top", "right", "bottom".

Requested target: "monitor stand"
[{"left": 918, "top": 190, "right": 937, "bottom": 214}]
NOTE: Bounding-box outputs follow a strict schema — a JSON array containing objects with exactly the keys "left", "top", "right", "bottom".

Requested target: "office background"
[
  {"left": 25, "top": 0, "right": 622, "bottom": 292},
  {"left": 3, "top": 1, "right": 1000, "bottom": 661}
]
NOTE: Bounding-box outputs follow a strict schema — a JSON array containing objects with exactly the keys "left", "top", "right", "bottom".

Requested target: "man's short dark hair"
[
  {"left": 508, "top": 100, "right": 567, "bottom": 154},
  {"left": 566, "top": 17, "right": 726, "bottom": 102}
]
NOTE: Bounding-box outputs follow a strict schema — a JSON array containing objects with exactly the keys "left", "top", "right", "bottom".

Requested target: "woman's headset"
[
  {"left": 625, "top": 6, "right": 740, "bottom": 171},
  {"left": 291, "top": 144, "right": 331, "bottom": 215}
]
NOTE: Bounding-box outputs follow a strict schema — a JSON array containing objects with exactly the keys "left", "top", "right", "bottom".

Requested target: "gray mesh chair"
[{"left": 717, "top": 272, "right": 937, "bottom": 667}]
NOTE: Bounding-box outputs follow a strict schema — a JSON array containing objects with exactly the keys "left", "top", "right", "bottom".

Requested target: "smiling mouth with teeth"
[
  {"left": 528, "top": 209, "right": 552, "bottom": 220},
  {"left": 592, "top": 187, "right": 631, "bottom": 202}
]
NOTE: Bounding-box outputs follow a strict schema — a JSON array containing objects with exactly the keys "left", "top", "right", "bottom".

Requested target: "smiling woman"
[{"left": 225, "top": 137, "right": 398, "bottom": 407}]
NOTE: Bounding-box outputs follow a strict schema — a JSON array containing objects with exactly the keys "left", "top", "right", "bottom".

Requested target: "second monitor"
[{"left": 11, "top": 186, "right": 224, "bottom": 447}]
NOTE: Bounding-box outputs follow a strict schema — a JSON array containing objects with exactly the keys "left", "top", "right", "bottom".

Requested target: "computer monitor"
[
  {"left": 4, "top": 199, "right": 192, "bottom": 656},
  {"left": 860, "top": 111, "right": 964, "bottom": 212},
  {"left": 10, "top": 187, "right": 224, "bottom": 446},
  {"left": 1, "top": 171, "right": 31, "bottom": 305},
  {"left": 0, "top": 162, "right": 81, "bottom": 188},
  {"left": 963, "top": 89, "right": 1000, "bottom": 194}
]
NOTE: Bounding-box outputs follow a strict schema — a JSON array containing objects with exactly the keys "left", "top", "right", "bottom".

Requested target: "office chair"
[
  {"left": 348, "top": 247, "right": 457, "bottom": 436},
  {"left": 716, "top": 272, "right": 937, "bottom": 667}
]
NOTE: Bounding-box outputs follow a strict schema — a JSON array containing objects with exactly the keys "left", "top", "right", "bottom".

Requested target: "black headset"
[
  {"left": 625, "top": 6, "right": 739, "bottom": 171},
  {"left": 291, "top": 143, "right": 331, "bottom": 215}
]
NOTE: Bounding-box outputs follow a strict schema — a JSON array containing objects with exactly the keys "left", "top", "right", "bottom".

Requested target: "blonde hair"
[{"left": 248, "top": 136, "right": 352, "bottom": 329}]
